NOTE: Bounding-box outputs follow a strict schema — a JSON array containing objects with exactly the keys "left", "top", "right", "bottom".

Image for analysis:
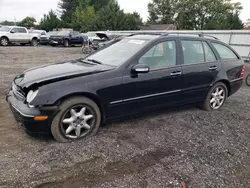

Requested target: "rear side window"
[
  {"left": 202, "top": 42, "right": 216, "bottom": 62},
  {"left": 181, "top": 40, "right": 205, "bottom": 64},
  {"left": 212, "top": 43, "right": 238, "bottom": 59},
  {"left": 17, "top": 28, "right": 26, "bottom": 33}
]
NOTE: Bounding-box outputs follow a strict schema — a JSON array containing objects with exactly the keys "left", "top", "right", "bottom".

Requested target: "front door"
[
  {"left": 180, "top": 39, "right": 221, "bottom": 102},
  {"left": 110, "top": 40, "right": 184, "bottom": 117},
  {"left": 9, "top": 28, "right": 21, "bottom": 42}
]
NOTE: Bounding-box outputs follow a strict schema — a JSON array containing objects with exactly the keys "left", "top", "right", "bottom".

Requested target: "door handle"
[
  {"left": 209, "top": 66, "right": 217, "bottom": 71},
  {"left": 170, "top": 71, "right": 182, "bottom": 76}
]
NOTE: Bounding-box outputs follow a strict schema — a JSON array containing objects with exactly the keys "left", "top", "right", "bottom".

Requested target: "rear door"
[
  {"left": 17, "top": 28, "right": 29, "bottom": 42},
  {"left": 180, "top": 39, "right": 221, "bottom": 102},
  {"left": 70, "top": 31, "right": 82, "bottom": 45}
]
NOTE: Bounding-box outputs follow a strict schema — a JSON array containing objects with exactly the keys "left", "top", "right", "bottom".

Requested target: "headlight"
[{"left": 26, "top": 89, "right": 39, "bottom": 103}]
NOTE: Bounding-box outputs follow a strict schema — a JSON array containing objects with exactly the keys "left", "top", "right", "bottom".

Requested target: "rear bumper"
[
  {"left": 6, "top": 91, "right": 57, "bottom": 134},
  {"left": 229, "top": 78, "right": 243, "bottom": 96}
]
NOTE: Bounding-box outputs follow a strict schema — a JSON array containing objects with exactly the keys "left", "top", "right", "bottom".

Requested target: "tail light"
[{"left": 240, "top": 65, "right": 245, "bottom": 78}]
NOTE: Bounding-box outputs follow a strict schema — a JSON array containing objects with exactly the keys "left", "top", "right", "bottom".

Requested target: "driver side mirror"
[
  {"left": 10, "top": 30, "right": 15, "bottom": 33},
  {"left": 132, "top": 64, "right": 150, "bottom": 74}
]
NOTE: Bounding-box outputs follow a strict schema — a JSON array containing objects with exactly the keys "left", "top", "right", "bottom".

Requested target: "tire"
[
  {"left": 0, "top": 37, "right": 9, "bottom": 46},
  {"left": 82, "top": 45, "right": 92, "bottom": 54},
  {"left": 51, "top": 97, "right": 101, "bottom": 142},
  {"left": 64, "top": 39, "right": 69, "bottom": 47},
  {"left": 31, "top": 38, "right": 38, "bottom": 46},
  {"left": 246, "top": 74, "right": 250, "bottom": 86},
  {"left": 201, "top": 82, "right": 228, "bottom": 111}
]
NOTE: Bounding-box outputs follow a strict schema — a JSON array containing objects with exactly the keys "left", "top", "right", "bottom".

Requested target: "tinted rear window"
[{"left": 212, "top": 43, "right": 238, "bottom": 60}]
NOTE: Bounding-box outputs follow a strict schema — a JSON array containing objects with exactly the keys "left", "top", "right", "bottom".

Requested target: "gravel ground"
[{"left": 0, "top": 46, "right": 250, "bottom": 188}]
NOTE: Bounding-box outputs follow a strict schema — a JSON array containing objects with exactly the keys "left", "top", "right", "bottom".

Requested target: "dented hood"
[{"left": 14, "top": 59, "right": 114, "bottom": 89}]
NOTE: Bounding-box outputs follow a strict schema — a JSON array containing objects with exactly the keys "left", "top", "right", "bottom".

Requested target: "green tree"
[
  {"left": 0, "top": 20, "right": 16, "bottom": 26},
  {"left": 19, "top": 16, "right": 36, "bottom": 28},
  {"left": 72, "top": 1, "right": 97, "bottom": 32},
  {"left": 58, "top": 0, "right": 111, "bottom": 25},
  {"left": 96, "top": 0, "right": 141, "bottom": 30},
  {"left": 148, "top": 0, "right": 243, "bottom": 30},
  {"left": 39, "top": 10, "right": 62, "bottom": 31}
]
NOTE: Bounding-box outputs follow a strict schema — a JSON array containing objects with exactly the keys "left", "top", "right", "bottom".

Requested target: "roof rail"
[
  {"left": 126, "top": 32, "right": 219, "bottom": 40},
  {"left": 162, "top": 32, "right": 219, "bottom": 40},
  {"left": 129, "top": 32, "right": 164, "bottom": 36}
]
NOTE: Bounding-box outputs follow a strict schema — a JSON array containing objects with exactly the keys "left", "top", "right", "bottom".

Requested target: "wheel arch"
[
  {"left": 1, "top": 35, "right": 9, "bottom": 40},
  {"left": 214, "top": 79, "right": 231, "bottom": 96},
  {"left": 55, "top": 92, "right": 106, "bottom": 123}
]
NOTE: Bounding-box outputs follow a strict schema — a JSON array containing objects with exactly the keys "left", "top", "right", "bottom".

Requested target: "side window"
[
  {"left": 181, "top": 40, "right": 205, "bottom": 64},
  {"left": 139, "top": 41, "right": 176, "bottom": 69},
  {"left": 11, "top": 28, "right": 19, "bottom": 33},
  {"left": 202, "top": 42, "right": 216, "bottom": 62},
  {"left": 18, "top": 28, "right": 27, "bottom": 33},
  {"left": 212, "top": 43, "right": 238, "bottom": 59}
]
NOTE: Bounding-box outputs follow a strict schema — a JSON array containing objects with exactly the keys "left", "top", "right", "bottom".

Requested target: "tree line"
[{"left": 1, "top": 0, "right": 248, "bottom": 32}]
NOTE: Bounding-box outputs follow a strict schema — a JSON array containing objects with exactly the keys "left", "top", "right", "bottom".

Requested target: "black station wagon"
[{"left": 7, "top": 33, "right": 245, "bottom": 142}]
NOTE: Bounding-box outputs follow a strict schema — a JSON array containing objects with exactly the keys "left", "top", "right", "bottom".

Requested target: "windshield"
[
  {"left": 86, "top": 38, "right": 149, "bottom": 66},
  {"left": 57, "top": 31, "right": 70, "bottom": 35},
  {"left": 0, "top": 26, "right": 11, "bottom": 32}
]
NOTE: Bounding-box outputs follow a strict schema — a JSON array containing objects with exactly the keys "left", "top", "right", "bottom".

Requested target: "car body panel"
[
  {"left": 6, "top": 34, "right": 244, "bottom": 134},
  {"left": 49, "top": 31, "right": 83, "bottom": 46}
]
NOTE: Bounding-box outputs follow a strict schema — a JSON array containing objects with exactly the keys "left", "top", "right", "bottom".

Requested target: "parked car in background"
[
  {"left": 29, "top": 29, "right": 47, "bottom": 36},
  {"left": 0, "top": 26, "right": 40, "bottom": 46},
  {"left": 49, "top": 31, "right": 83, "bottom": 47},
  {"left": 86, "top": 32, "right": 101, "bottom": 43},
  {"left": 39, "top": 31, "right": 59, "bottom": 45},
  {"left": 6, "top": 33, "right": 244, "bottom": 142}
]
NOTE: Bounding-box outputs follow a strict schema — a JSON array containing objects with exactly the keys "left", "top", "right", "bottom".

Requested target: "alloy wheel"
[
  {"left": 1, "top": 38, "right": 8, "bottom": 46},
  {"left": 209, "top": 86, "right": 225, "bottom": 110},
  {"left": 61, "top": 105, "right": 95, "bottom": 139}
]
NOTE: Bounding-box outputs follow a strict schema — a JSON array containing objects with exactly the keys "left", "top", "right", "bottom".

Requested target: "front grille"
[{"left": 12, "top": 84, "right": 25, "bottom": 101}]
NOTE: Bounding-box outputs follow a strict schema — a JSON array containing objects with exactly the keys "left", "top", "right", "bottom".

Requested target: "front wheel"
[
  {"left": 64, "top": 39, "right": 69, "bottom": 47},
  {"left": 0, "top": 37, "right": 9, "bottom": 46},
  {"left": 201, "top": 82, "right": 228, "bottom": 111},
  {"left": 246, "top": 74, "right": 250, "bottom": 86},
  {"left": 51, "top": 97, "right": 101, "bottom": 142}
]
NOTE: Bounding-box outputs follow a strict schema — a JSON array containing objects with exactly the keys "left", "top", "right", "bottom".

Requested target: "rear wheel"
[
  {"left": 51, "top": 97, "right": 101, "bottom": 142},
  {"left": 246, "top": 74, "right": 250, "bottom": 86},
  {"left": 0, "top": 37, "right": 9, "bottom": 46},
  {"left": 31, "top": 38, "right": 38, "bottom": 46},
  {"left": 202, "top": 82, "right": 228, "bottom": 111}
]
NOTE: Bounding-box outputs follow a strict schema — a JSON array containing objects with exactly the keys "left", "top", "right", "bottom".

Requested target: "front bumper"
[
  {"left": 39, "top": 38, "right": 49, "bottom": 45},
  {"left": 6, "top": 91, "right": 57, "bottom": 134},
  {"left": 49, "top": 39, "right": 63, "bottom": 45}
]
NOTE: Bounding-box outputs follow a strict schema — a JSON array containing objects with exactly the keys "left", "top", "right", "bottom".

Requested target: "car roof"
[{"left": 126, "top": 32, "right": 219, "bottom": 42}]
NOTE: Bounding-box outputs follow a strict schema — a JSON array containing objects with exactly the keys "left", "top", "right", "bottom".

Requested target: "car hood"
[{"left": 14, "top": 59, "right": 115, "bottom": 89}]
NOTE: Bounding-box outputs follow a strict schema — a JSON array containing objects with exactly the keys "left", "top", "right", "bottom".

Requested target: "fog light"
[{"left": 34, "top": 116, "right": 48, "bottom": 121}]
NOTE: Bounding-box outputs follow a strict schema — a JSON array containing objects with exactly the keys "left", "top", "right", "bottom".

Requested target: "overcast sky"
[{"left": 0, "top": 0, "right": 249, "bottom": 23}]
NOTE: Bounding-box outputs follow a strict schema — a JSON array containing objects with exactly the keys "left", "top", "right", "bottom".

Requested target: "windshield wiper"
[{"left": 86, "top": 59, "right": 102, "bottom": 65}]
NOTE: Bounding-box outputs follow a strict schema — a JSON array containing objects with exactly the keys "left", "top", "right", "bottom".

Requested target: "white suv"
[{"left": 0, "top": 26, "right": 40, "bottom": 46}]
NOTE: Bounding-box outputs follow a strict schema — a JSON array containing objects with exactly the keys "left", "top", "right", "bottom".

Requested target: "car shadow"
[{"left": 27, "top": 104, "right": 199, "bottom": 142}]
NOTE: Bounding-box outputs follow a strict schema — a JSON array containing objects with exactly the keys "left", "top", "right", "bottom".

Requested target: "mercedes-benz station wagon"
[{"left": 6, "top": 33, "right": 245, "bottom": 142}]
